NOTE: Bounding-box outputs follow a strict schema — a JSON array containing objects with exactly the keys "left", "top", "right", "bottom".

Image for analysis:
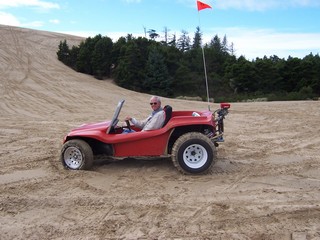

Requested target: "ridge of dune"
[{"left": 0, "top": 24, "right": 131, "bottom": 119}]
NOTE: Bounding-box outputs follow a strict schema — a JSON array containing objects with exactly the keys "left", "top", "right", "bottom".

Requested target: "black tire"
[
  {"left": 171, "top": 132, "right": 216, "bottom": 174},
  {"left": 60, "top": 139, "right": 93, "bottom": 170}
]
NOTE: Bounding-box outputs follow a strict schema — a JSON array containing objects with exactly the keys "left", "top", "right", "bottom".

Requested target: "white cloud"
[
  {"left": 0, "top": 0, "right": 59, "bottom": 10},
  {"left": 61, "top": 30, "right": 144, "bottom": 40},
  {"left": 204, "top": 27, "right": 320, "bottom": 59},
  {"left": 0, "top": 11, "right": 45, "bottom": 28},
  {"left": 60, "top": 31, "right": 100, "bottom": 38},
  {"left": 22, "top": 20, "right": 44, "bottom": 27},
  {"left": 215, "top": 0, "right": 320, "bottom": 11},
  {"left": 49, "top": 19, "right": 60, "bottom": 24},
  {"left": 123, "top": 0, "right": 142, "bottom": 3},
  {"left": 0, "top": 11, "right": 20, "bottom": 26},
  {"left": 0, "top": 0, "right": 59, "bottom": 28}
]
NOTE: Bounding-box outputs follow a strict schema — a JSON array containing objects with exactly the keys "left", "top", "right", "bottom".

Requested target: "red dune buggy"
[{"left": 60, "top": 100, "right": 230, "bottom": 174}]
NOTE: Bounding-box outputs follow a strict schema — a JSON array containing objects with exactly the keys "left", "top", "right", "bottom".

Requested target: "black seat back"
[{"left": 162, "top": 105, "right": 172, "bottom": 127}]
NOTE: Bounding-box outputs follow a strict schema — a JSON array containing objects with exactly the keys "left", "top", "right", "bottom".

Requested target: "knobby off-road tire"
[
  {"left": 171, "top": 132, "right": 217, "bottom": 174},
  {"left": 61, "top": 139, "right": 93, "bottom": 170}
]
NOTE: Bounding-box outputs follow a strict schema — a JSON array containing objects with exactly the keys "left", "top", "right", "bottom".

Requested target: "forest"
[{"left": 57, "top": 27, "right": 320, "bottom": 102}]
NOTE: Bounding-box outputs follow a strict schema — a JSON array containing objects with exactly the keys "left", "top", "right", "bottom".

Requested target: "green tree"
[
  {"left": 91, "top": 36, "right": 113, "bottom": 79},
  {"left": 167, "top": 33, "right": 177, "bottom": 47},
  {"left": 57, "top": 40, "right": 70, "bottom": 65},
  {"left": 110, "top": 36, "right": 127, "bottom": 72},
  {"left": 144, "top": 45, "right": 172, "bottom": 96},
  {"left": 253, "top": 56, "right": 282, "bottom": 93},
  {"left": 172, "top": 65, "right": 198, "bottom": 96},
  {"left": 296, "top": 54, "right": 319, "bottom": 95},
  {"left": 279, "top": 56, "right": 302, "bottom": 92},
  {"left": 148, "top": 29, "right": 159, "bottom": 40},
  {"left": 162, "top": 45, "right": 182, "bottom": 78},
  {"left": 68, "top": 45, "right": 80, "bottom": 70},
  {"left": 221, "top": 35, "right": 229, "bottom": 54},
  {"left": 114, "top": 40, "right": 146, "bottom": 91},
  {"left": 177, "top": 30, "right": 190, "bottom": 52},
  {"left": 192, "top": 26, "right": 202, "bottom": 49},
  {"left": 226, "top": 56, "right": 258, "bottom": 93},
  {"left": 76, "top": 35, "right": 102, "bottom": 74}
]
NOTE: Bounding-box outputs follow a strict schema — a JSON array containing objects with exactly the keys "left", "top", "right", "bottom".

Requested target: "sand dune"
[{"left": 1, "top": 24, "right": 320, "bottom": 239}]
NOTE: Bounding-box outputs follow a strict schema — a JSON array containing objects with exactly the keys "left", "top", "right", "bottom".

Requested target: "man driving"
[{"left": 125, "top": 96, "right": 165, "bottom": 131}]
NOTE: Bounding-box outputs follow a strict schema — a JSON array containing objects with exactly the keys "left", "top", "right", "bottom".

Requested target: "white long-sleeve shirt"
[{"left": 131, "top": 109, "right": 165, "bottom": 131}]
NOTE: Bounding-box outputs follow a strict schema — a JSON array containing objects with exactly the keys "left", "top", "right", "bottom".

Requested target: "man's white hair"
[{"left": 150, "top": 96, "right": 161, "bottom": 103}]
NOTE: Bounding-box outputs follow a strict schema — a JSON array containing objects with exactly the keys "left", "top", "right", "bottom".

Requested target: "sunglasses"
[{"left": 150, "top": 102, "right": 158, "bottom": 105}]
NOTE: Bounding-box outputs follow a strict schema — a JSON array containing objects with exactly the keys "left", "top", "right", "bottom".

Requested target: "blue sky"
[{"left": 0, "top": 0, "right": 319, "bottom": 59}]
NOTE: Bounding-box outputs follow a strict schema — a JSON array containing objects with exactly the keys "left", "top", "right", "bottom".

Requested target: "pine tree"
[
  {"left": 192, "top": 27, "right": 202, "bottom": 49},
  {"left": 91, "top": 36, "right": 113, "bottom": 79},
  {"left": 57, "top": 40, "right": 70, "bottom": 65},
  {"left": 144, "top": 45, "right": 172, "bottom": 96},
  {"left": 177, "top": 30, "right": 190, "bottom": 52}
]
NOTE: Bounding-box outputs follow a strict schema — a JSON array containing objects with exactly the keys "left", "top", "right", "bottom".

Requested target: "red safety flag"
[{"left": 197, "top": 0, "right": 212, "bottom": 11}]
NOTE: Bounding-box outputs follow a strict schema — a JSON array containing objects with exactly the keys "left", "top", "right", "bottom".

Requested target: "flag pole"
[{"left": 197, "top": 11, "right": 211, "bottom": 110}]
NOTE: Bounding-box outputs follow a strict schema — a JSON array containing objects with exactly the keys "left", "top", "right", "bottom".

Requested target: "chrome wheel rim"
[{"left": 64, "top": 147, "right": 83, "bottom": 169}]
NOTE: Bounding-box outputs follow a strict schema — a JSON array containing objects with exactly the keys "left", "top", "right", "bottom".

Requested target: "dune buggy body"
[{"left": 61, "top": 100, "right": 230, "bottom": 174}]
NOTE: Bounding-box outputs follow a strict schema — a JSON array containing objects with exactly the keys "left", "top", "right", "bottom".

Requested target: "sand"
[{"left": 0, "top": 25, "right": 320, "bottom": 240}]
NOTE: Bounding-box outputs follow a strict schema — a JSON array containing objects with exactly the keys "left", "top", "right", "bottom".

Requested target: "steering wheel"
[{"left": 125, "top": 120, "right": 131, "bottom": 131}]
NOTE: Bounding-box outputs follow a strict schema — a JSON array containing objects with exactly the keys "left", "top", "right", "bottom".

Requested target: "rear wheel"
[
  {"left": 171, "top": 132, "right": 216, "bottom": 174},
  {"left": 61, "top": 139, "right": 93, "bottom": 170}
]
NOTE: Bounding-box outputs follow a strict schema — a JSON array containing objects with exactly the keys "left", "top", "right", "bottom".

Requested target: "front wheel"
[
  {"left": 60, "top": 139, "right": 93, "bottom": 170},
  {"left": 171, "top": 132, "right": 216, "bottom": 174}
]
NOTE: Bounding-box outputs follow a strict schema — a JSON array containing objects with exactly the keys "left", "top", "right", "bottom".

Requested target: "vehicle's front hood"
[
  {"left": 70, "top": 121, "right": 111, "bottom": 132},
  {"left": 62, "top": 121, "right": 113, "bottom": 143}
]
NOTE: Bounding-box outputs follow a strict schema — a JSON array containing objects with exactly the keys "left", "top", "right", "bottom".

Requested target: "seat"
[{"left": 162, "top": 105, "right": 172, "bottom": 127}]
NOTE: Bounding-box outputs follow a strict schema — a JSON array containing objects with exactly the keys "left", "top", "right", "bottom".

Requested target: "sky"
[{"left": 0, "top": 0, "right": 319, "bottom": 60}]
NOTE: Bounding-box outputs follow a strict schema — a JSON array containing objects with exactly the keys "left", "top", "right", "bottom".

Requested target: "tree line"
[{"left": 57, "top": 27, "right": 320, "bottom": 102}]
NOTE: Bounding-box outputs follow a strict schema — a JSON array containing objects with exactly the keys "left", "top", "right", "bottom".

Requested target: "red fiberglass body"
[{"left": 63, "top": 109, "right": 215, "bottom": 157}]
